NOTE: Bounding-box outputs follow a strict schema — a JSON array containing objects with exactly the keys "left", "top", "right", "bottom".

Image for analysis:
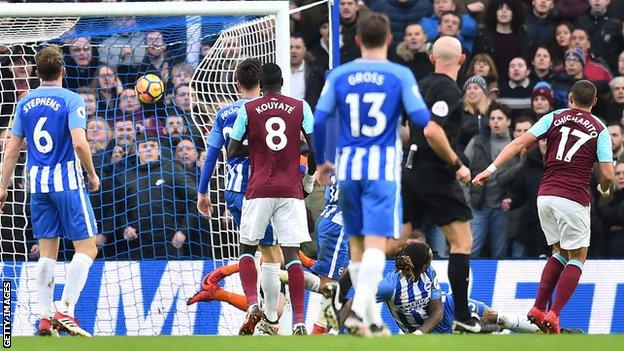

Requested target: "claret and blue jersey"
[{"left": 313, "top": 59, "right": 430, "bottom": 239}]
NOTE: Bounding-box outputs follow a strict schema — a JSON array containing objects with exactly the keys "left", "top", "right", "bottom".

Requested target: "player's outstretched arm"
[
  {"left": 473, "top": 132, "right": 538, "bottom": 187},
  {"left": 197, "top": 145, "right": 220, "bottom": 218},
  {"left": 70, "top": 128, "right": 99, "bottom": 192},
  {"left": 0, "top": 134, "right": 23, "bottom": 212}
]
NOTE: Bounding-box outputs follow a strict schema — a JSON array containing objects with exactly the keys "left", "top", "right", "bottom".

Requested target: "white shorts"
[
  {"left": 537, "top": 195, "right": 591, "bottom": 250},
  {"left": 239, "top": 197, "right": 311, "bottom": 247}
]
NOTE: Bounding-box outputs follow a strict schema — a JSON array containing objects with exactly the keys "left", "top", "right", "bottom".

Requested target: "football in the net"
[{"left": 135, "top": 74, "right": 164, "bottom": 104}]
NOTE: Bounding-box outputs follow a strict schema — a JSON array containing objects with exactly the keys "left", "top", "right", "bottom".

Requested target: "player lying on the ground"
[{"left": 337, "top": 242, "right": 539, "bottom": 334}]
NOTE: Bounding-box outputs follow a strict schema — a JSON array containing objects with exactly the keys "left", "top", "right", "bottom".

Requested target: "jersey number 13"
[{"left": 345, "top": 92, "right": 387, "bottom": 137}]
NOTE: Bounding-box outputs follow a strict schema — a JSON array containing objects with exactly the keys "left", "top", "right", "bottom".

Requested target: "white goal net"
[{"left": 0, "top": 2, "right": 288, "bottom": 336}]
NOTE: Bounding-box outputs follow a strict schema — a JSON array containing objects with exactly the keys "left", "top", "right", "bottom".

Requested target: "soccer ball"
[{"left": 135, "top": 74, "right": 164, "bottom": 104}]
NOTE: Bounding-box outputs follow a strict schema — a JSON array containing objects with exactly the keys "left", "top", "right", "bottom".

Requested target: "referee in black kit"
[{"left": 401, "top": 36, "right": 480, "bottom": 333}]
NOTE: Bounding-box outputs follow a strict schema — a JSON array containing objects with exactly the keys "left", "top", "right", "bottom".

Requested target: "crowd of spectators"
[{"left": 1, "top": 0, "right": 624, "bottom": 260}]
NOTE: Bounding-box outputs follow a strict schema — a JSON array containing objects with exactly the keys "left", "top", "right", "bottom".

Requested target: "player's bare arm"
[
  {"left": 423, "top": 121, "right": 470, "bottom": 183},
  {"left": 302, "top": 132, "right": 317, "bottom": 193},
  {"left": 417, "top": 298, "right": 443, "bottom": 334},
  {"left": 597, "top": 162, "right": 615, "bottom": 197},
  {"left": 70, "top": 127, "right": 99, "bottom": 192},
  {"left": 473, "top": 132, "right": 538, "bottom": 187},
  {"left": 0, "top": 134, "right": 23, "bottom": 212}
]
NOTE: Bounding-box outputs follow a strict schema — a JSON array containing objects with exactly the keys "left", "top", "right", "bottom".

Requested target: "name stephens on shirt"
[{"left": 22, "top": 97, "right": 61, "bottom": 113}]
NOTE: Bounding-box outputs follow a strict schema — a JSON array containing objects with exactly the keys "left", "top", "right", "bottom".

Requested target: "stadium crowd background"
[{"left": 0, "top": 0, "right": 623, "bottom": 261}]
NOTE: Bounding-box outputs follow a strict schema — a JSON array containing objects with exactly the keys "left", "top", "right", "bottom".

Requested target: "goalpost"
[{"left": 0, "top": 1, "right": 297, "bottom": 336}]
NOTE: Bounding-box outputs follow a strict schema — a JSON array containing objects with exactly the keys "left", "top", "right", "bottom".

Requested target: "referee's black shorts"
[{"left": 402, "top": 163, "right": 472, "bottom": 228}]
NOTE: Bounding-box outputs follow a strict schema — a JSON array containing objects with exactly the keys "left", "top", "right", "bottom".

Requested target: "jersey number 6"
[{"left": 34, "top": 117, "right": 53, "bottom": 153}]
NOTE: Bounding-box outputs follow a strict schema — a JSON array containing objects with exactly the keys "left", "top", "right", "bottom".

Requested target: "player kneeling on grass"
[{"left": 339, "top": 242, "right": 539, "bottom": 334}]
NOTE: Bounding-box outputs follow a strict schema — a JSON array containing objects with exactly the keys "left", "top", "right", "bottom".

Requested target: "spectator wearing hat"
[
  {"left": 460, "top": 75, "right": 491, "bottom": 151},
  {"left": 390, "top": 23, "right": 434, "bottom": 81},
  {"left": 552, "top": 47, "right": 586, "bottom": 106},
  {"left": 309, "top": 20, "right": 330, "bottom": 72},
  {"left": 497, "top": 56, "right": 535, "bottom": 120},
  {"left": 565, "top": 28, "right": 613, "bottom": 83},
  {"left": 530, "top": 81, "right": 556, "bottom": 119}
]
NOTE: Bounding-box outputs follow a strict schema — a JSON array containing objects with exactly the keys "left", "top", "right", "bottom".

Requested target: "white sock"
[
  {"left": 348, "top": 261, "right": 361, "bottom": 289},
  {"left": 36, "top": 257, "right": 56, "bottom": 318},
  {"left": 498, "top": 313, "right": 540, "bottom": 333},
  {"left": 303, "top": 271, "right": 321, "bottom": 293},
  {"left": 60, "top": 253, "right": 93, "bottom": 317},
  {"left": 351, "top": 248, "right": 385, "bottom": 325},
  {"left": 260, "top": 262, "right": 281, "bottom": 322}
]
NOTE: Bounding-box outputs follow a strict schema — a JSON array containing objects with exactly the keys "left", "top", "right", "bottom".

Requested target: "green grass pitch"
[{"left": 10, "top": 334, "right": 624, "bottom": 351}]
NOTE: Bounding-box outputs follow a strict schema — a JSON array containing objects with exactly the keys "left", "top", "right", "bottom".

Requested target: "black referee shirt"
[{"left": 408, "top": 73, "right": 463, "bottom": 167}]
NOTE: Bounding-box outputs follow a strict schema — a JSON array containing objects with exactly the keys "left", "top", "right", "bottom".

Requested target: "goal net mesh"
[{"left": 0, "top": 14, "right": 277, "bottom": 336}]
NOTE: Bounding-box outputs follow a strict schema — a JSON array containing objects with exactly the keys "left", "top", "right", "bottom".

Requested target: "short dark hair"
[
  {"left": 487, "top": 102, "right": 512, "bottom": 119},
  {"left": 439, "top": 10, "right": 463, "bottom": 28},
  {"left": 356, "top": 12, "right": 390, "bottom": 49},
  {"left": 570, "top": 79, "right": 596, "bottom": 107},
  {"left": 236, "top": 58, "right": 261, "bottom": 91},
  {"left": 514, "top": 115, "right": 535, "bottom": 126},
  {"left": 259, "top": 63, "right": 283, "bottom": 93},
  {"left": 290, "top": 32, "right": 306, "bottom": 43},
  {"left": 35, "top": 45, "right": 64, "bottom": 81},
  {"left": 607, "top": 121, "right": 624, "bottom": 134},
  {"left": 175, "top": 84, "right": 190, "bottom": 96}
]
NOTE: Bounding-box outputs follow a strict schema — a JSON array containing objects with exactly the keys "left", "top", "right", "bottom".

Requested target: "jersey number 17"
[{"left": 555, "top": 126, "right": 592, "bottom": 163}]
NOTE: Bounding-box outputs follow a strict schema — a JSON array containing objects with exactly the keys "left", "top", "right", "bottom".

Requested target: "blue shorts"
[
  {"left": 434, "top": 293, "right": 487, "bottom": 334},
  {"left": 31, "top": 189, "right": 98, "bottom": 241},
  {"left": 338, "top": 180, "right": 401, "bottom": 239},
  {"left": 224, "top": 191, "right": 275, "bottom": 246},
  {"left": 311, "top": 213, "right": 348, "bottom": 280}
]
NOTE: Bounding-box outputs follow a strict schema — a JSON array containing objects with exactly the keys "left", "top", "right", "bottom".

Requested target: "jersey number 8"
[
  {"left": 34, "top": 117, "right": 53, "bottom": 153},
  {"left": 265, "top": 116, "right": 287, "bottom": 151},
  {"left": 345, "top": 92, "right": 387, "bottom": 137}
]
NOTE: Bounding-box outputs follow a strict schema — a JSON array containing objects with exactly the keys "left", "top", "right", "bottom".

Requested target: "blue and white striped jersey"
[
  {"left": 11, "top": 86, "right": 87, "bottom": 194},
  {"left": 206, "top": 98, "right": 250, "bottom": 193},
  {"left": 315, "top": 59, "right": 430, "bottom": 181},
  {"left": 319, "top": 179, "right": 342, "bottom": 226},
  {"left": 377, "top": 266, "right": 441, "bottom": 334}
]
